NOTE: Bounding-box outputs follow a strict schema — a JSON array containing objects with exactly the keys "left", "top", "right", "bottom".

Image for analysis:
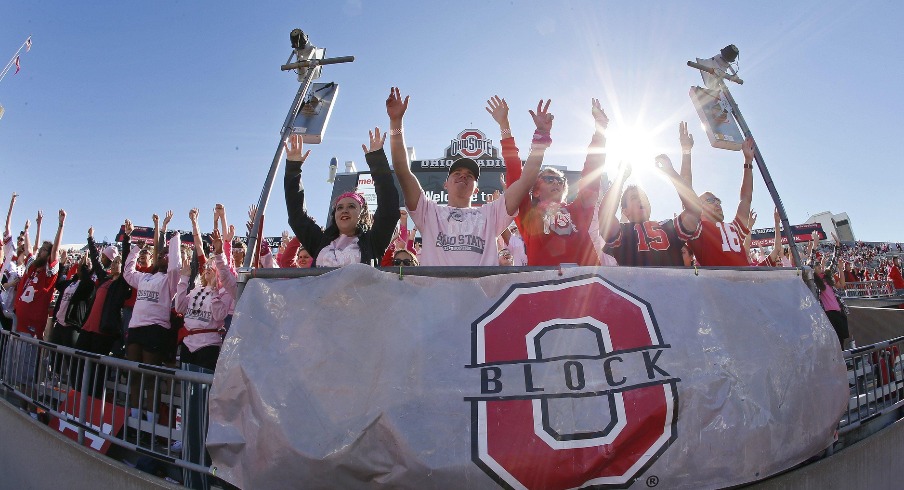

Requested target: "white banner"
[{"left": 207, "top": 265, "right": 847, "bottom": 490}]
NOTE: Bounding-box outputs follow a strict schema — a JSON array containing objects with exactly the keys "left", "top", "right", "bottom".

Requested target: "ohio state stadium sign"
[
  {"left": 466, "top": 275, "right": 679, "bottom": 489},
  {"left": 416, "top": 128, "right": 504, "bottom": 171}
]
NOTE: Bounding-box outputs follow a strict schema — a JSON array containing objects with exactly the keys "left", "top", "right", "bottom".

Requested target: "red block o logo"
[
  {"left": 458, "top": 130, "right": 485, "bottom": 158},
  {"left": 469, "top": 275, "right": 678, "bottom": 489}
]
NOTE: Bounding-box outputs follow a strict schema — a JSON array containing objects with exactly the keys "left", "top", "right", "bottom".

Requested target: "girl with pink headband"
[{"left": 284, "top": 128, "right": 400, "bottom": 267}]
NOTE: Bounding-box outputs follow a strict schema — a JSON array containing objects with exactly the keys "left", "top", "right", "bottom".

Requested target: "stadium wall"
[{"left": 0, "top": 397, "right": 178, "bottom": 490}]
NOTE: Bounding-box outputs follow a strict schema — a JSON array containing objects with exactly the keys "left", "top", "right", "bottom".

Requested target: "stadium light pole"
[
  {"left": 688, "top": 47, "right": 803, "bottom": 268},
  {"left": 243, "top": 30, "right": 353, "bottom": 270}
]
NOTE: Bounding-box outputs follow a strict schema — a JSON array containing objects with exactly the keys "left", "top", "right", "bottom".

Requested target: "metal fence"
[
  {"left": 838, "top": 335, "right": 904, "bottom": 434},
  {"left": 0, "top": 329, "right": 214, "bottom": 485},
  {"left": 843, "top": 280, "right": 896, "bottom": 298}
]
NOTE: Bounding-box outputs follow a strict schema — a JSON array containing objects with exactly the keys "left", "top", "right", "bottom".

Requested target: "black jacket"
[
  {"left": 86, "top": 235, "right": 132, "bottom": 336},
  {"left": 285, "top": 148, "right": 400, "bottom": 266}
]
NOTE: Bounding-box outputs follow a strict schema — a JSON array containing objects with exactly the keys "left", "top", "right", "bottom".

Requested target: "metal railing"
[
  {"left": 0, "top": 329, "right": 214, "bottom": 484},
  {"left": 838, "top": 335, "right": 904, "bottom": 434},
  {"left": 843, "top": 280, "right": 896, "bottom": 298}
]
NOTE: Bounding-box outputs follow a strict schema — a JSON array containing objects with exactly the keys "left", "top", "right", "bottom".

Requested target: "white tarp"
[{"left": 206, "top": 265, "right": 848, "bottom": 490}]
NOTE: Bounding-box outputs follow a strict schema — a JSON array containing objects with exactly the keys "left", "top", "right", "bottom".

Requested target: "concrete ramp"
[
  {"left": 848, "top": 307, "right": 904, "bottom": 345},
  {"left": 750, "top": 416, "right": 904, "bottom": 489},
  {"left": 0, "top": 398, "right": 177, "bottom": 490}
]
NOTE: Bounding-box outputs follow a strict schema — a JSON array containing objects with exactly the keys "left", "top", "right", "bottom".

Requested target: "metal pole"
[
  {"left": 686, "top": 60, "right": 803, "bottom": 267},
  {"left": 718, "top": 85, "right": 803, "bottom": 267},
  {"left": 242, "top": 69, "right": 316, "bottom": 269}
]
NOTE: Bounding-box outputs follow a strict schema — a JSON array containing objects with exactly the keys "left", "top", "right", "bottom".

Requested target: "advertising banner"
[
  {"left": 207, "top": 265, "right": 847, "bottom": 490},
  {"left": 750, "top": 222, "right": 825, "bottom": 248},
  {"left": 49, "top": 389, "right": 128, "bottom": 454}
]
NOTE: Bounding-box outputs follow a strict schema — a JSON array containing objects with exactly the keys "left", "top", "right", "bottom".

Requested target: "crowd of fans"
[{"left": 3, "top": 87, "right": 904, "bottom": 381}]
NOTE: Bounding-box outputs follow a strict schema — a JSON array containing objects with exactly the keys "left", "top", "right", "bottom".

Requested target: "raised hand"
[
  {"left": 225, "top": 224, "right": 235, "bottom": 242},
  {"left": 211, "top": 229, "right": 224, "bottom": 255},
  {"left": 748, "top": 209, "right": 757, "bottom": 229},
  {"left": 24, "top": 219, "right": 30, "bottom": 231},
  {"left": 88, "top": 226, "right": 94, "bottom": 239},
  {"left": 679, "top": 122, "right": 694, "bottom": 153},
  {"left": 485, "top": 190, "right": 502, "bottom": 203},
  {"left": 58, "top": 209, "right": 66, "bottom": 225},
  {"left": 284, "top": 133, "right": 311, "bottom": 163},
  {"left": 152, "top": 213, "right": 159, "bottom": 226},
  {"left": 124, "top": 219, "right": 134, "bottom": 236},
  {"left": 247, "top": 204, "right": 257, "bottom": 223},
  {"left": 361, "top": 127, "right": 387, "bottom": 153},
  {"left": 654, "top": 154, "right": 677, "bottom": 176},
  {"left": 592, "top": 98, "right": 609, "bottom": 131},
  {"left": 36, "top": 210, "right": 43, "bottom": 226},
  {"left": 281, "top": 230, "right": 290, "bottom": 241},
  {"left": 189, "top": 208, "right": 199, "bottom": 223},
  {"left": 162, "top": 210, "right": 173, "bottom": 228},
  {"left": 742, "top": 136, "right": 755, "bottom": 162},
  {"left": 485, "top": 95, "right": 510, "bottom": 127},
  {"left": 529, "top": 99, "right": 554, "bottom": 133},
  {"left": 386, "top": 87, "right": 409, "bottom": 121}
]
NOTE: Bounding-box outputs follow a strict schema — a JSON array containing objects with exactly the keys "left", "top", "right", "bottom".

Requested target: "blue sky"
[{"left": 1, "top": 1, "right": 902, "bottom": 245}]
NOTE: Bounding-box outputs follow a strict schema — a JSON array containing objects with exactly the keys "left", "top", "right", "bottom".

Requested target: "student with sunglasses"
[
  {"left": 491, "top": 96, "right": 609, "bottom": 266},
  {"left": 684, "top": 136, "right": 757, "bottom": 266}
]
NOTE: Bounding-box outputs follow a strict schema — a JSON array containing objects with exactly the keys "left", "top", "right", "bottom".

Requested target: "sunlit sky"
[{"left": 1, "top": 1, "right": 901, "bottom": 245}]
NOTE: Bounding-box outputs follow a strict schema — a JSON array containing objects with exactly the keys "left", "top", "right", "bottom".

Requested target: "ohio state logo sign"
[
  {"left": 446, "top": 129, "right": 497, "bottom": 159},
  {"left": 467, "top": 275, "right": 679, "bottom": 489}
]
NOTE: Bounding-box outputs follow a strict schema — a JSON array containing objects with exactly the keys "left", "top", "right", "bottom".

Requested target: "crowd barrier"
[
  {"left": 0, "top": 265, "right": 902, "bottom": 488},
  {"left": 844, "top": 280, "right": 896, "bottom": 298},
  {"left": 839, "top": 335, "right": 904, "bottom": 434},
  {"left": 0, "top": 329, "right": 214, "bottom": 486}
]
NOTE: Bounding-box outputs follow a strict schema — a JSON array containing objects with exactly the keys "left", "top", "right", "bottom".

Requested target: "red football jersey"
[
  {"left": 687, "top": 216, "right": 750, "bottom": 267},
  {"left": 14, "top": 259, "right": 59, "bottom": 338}
]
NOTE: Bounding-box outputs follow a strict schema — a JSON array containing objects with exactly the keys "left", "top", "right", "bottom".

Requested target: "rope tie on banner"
[
  {"left": 694, "top": 264, "right": 699, "bottom": 276},
  {"left": 398, "top": 265, "right": 404, "bottom": 281}
]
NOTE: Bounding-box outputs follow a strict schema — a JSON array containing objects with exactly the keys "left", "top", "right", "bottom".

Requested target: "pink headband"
[{"left": 334, "top": 191, "right": 365, "bottom": 208}]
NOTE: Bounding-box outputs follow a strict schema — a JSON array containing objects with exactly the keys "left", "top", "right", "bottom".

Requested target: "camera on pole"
[{"left": 689, "top": 45, "right": 744, "bottom": 151}]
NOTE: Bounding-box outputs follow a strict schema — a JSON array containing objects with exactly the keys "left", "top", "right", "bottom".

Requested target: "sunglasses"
[
  {"left": 704, "top": 197, "right": 722, "bottom": 204},
  {"left": 539, "top": 175, "right": 566, "bottom": 184},
  {"left": 392, "top": 258, "right": 415, "bottom": 266}
]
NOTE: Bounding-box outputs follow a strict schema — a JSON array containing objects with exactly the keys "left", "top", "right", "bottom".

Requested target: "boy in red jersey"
[{"left": 685, "top": 137, "right": 756, "bottom": 266}]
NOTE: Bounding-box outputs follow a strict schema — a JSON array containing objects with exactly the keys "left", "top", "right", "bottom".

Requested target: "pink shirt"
[
  {"left": 124, "top": 234, "right": 181, "bottom": 329},
  {"left": 817, "top": 275, "right": 841, "bottom": 312},
  {"left": 175, "top": 253, "right": 235, "bottom": 352},
  {"left": 408, "top": 192, "right": 516, "bottom": 266}
]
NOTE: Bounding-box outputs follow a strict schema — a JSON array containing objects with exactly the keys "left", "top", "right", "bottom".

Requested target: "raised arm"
[
  {"left": 161, "top": 210, "right": 173, "bottom": 244},
  {"left": 503, "top": 99, "right": 553, "bottom": 216},
  {"left": 216, "top": 205, "right": 228, "bottom": 241},
  {"left": 189, "top": 208, "right": 203, "bottom": 255},
  {"left": 679, "top": 122, "right": 694, "bottom": 186},
  {"left": 768, "top": 209, "right": 783, "bottom": 265},
  {"left": 598, "top": 163, "right": 631, "bottom": 243},
  {"left": 5, "top": 192, "right": 17, "bottom": 238},
  {"left": 734, "top": 137, "right": 755, "bottom": 224},
  {"left": 655, "top": 154, "right": 701, "bottom": 234},
  {"left": 386, "top": 87, "right": 423, "bottom": 210},
  {"left": 362, "top": 128, "right": 401, "bottom": 257},
  {"left": 32, "top": 210, "right": 42, "bottom": 254},
  {"left": 575, "top": 99, "right": 609, "bottom": 208},
  {"left": 22, "top": 219, "right": 31, "bottom": 259},
  {"left": 86, "top": 226, "right": 107, "bottom": 280},
  {"left": 51, "top": 209, "right": 66, "bottom": 264}
]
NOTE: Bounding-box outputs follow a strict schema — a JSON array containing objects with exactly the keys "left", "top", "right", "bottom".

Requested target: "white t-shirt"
[
  {"left": 315, "top": 235, "right": 361, "bottom": 267},
  {"left": 408, "top": 192, "right": 516, "bottom": 266}
]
